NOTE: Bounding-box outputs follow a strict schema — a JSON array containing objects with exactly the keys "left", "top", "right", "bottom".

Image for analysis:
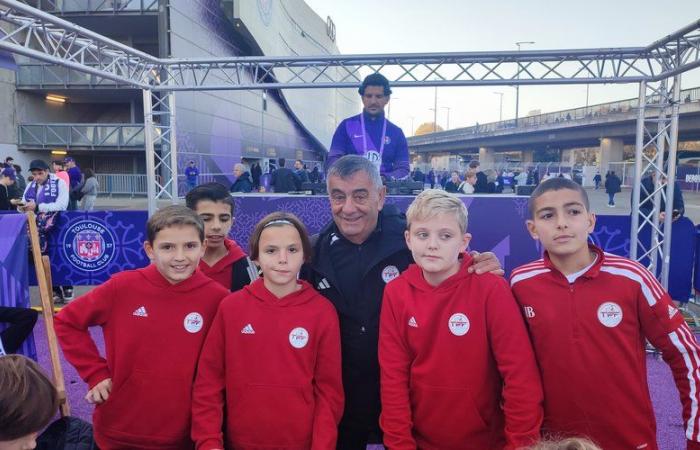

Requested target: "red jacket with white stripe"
[
  {"left": 510, "top": 245, "right": 700, "bottom": 450},
  {"left": 379, "top": 255, "right": 544, "bottom": 450}
]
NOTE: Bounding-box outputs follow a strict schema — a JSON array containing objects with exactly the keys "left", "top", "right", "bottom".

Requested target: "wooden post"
[{"left": 25, "top": 211, "right": 70, "bottom": 417}]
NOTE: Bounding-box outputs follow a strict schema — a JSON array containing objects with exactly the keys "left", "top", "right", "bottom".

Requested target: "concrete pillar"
[
  {"left": 479, "top": 147, "right": 495, "bottom": 167},
  {"left": 598, "top": 137, "right": 624, "bottom": 175},
  {"left": 521, "top": 150, "right": 534, "bottom": 163},
  {"left": 561, "top": 149, "right": 577, "bottom": 166}
]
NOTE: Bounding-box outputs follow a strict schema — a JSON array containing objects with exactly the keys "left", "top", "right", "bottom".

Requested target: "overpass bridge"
[{"left": 408, "top": 87, "right": 700, "bottom": 172}]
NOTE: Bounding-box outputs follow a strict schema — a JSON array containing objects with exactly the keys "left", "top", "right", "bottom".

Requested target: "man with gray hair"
[
  {"left": 230, "top": 163, "right": 253, "bottom": 193},
  {"left": 303, "top": 155, "right": 502, "bottom": 449}
]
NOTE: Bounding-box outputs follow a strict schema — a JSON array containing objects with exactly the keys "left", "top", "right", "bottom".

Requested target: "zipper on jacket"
[{"left": 570, "top": 282, "right": 580, "bottom": 340}]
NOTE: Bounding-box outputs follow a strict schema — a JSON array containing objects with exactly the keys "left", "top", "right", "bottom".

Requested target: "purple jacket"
[{"left": 327, "top": 112, "right": 409, "bottom": 179}]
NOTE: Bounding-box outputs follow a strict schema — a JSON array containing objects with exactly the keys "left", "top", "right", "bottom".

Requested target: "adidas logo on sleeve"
[
  {"left": 132, "top": 306, "right": 148, "bottom": 317},
  {"left": 408, "top": 316, "right": 418, "bottom": 328},
  {"left": 241, "top": 324, "right": 255, "bottom": 334}
]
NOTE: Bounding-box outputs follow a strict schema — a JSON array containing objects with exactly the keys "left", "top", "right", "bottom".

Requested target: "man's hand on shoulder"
[
  {"left": 468, "top": 250, "right": 504, "bottom": 276},
  {"left": 85, "top": 378, "right": 112, "bottom": 404}
]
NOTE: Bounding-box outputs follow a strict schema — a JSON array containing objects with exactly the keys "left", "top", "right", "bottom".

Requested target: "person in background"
[
  {"left": 230, "top": 163, "right": 253, "bottom": 193},
  {"left": 184, "top": 160, "right": 199, "bottom": 192},
  {"left": 636, "top": 171, "right": 685, "bottom": 221},
  {"left": 427, "top": 168, "right": 436, "bottom": 189},
  {"left": 461, "top": 171, "right": 477, "bottom": 194},
  {"left": 64, "top": 157, "right": 82, "bottom": 211},
  {"left": 52, "top": 160, "right": 70, "bottom": 189},
  {"left": 327, "top": 73, "right": 409, "bottom": 180},
  {"left": 80, "top": 168, "right": 99, "bottom": 211},
  {"left": 293, "top": 159, "right": 310, "bottom": 190},
  {"left": 593, "top": 171, "right": 602, "bottom": 190},
  {"left": 271, "top": 158, "right": 297, "bottom": 193},
  {"left": 250, "top": 162, "right": 262, "bottom": 191},
  {"left": 309, "top": 165, "right": 321, "bottom": 183},
  {"left": 0, "top": 307, "right": 39, "bottom": 356},
  {"left": 0, "top": 167, "right": 16, "bottom": 210},
  {"left": 468, "top": 160, "right": 489, "bottom": 193},
  {"left": 444, "top": 171, "right": 462, "bottom": 193},
  {"left": 604, "top": 170, "right": 622, "bottom": 207},
  {"left": 12, "top": 165, "right": 26, "bottom": 200}
]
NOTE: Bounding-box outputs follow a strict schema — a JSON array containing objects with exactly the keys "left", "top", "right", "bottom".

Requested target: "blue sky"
[{"left": 305, "top": 0, "right": 700, "bottom": 134}]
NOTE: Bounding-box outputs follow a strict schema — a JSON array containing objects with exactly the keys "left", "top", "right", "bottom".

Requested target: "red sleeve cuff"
[
  {"left": 86, "top": 368, "right": 112, "bottom": 389},
  {"left": 196, "top": 438, "right": 224, "bottom": 450},
  {"left": 687, "top": 439, "right": 700, "bottom": 450}
]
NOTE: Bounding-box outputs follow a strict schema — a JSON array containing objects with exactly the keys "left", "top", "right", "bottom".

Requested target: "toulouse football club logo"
[{"left": 62, "top": 219, "right": 116, "bottom": 272}]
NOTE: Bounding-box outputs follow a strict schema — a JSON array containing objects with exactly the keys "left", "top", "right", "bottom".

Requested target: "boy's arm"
[
  {"left": 636, "top": 270, "right": 700, "bottom": 450},
  {"left": 54, "top": 278, "right": 116, "bottom": 388},
  {"left": 191, "top": 308, "right": 227, "bottom": 450},
  {"left": 486, "top": 279, "right": 544, "bottom": 450},
  {"left": 378, "top": 288, "right": 417, "bottom": 450},
  {"left": 310, "top": 306, "right": 344, "bottom": 450}
]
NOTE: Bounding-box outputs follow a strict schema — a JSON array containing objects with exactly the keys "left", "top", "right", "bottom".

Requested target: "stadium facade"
[{"left": 0, "top": 0, "right": 357, "bottom": 191}]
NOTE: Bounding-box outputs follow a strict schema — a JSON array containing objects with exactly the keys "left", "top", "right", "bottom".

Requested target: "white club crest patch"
[
  {"left": 289, "top": 327, "right": 309, "bottom": 349},
  {"left": 382, "top": 265, "right": 400, "bottom": 283},
  {"left": 184, "top": 312, "right": 204, "bottom": 333},
  {"left": 448, "top": 313, "right": 470, "bottom": 336},
  {"left": 597, "top": 302, "right": 623, "bottom": 328}
]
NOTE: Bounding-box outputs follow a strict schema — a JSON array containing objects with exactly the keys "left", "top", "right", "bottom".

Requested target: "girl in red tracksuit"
[
  {"left": 191, "top": 212, "right": 344, "bottom": 450},
  {"left": 379, "top": 190, "right": 543, "bottom": 450}
]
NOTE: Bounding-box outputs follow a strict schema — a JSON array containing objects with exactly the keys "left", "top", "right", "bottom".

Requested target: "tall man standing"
[
  {"left": 327, "top": 73, "right": 409, "bottom": 180},
  {"left": 64, "top": 157, "right": 82, "bottom": 211},
  {"left": 304, "top": 155, "right": 502, "bottom": 449}
]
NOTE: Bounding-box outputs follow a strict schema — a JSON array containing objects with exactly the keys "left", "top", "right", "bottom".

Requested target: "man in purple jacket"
[{"left": 327, "top": 73, "right": 409, "bottom": 181}]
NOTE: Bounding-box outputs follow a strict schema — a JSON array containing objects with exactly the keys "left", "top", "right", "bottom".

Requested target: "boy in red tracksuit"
[
  {"left": 510, "top": 177, "right": 700, "bottom": 450},
  {"left": 379, "top": 189, "right": 543, "bottom": 450},
  {"left": 54, "top": 205, "right": 230, "bottom": 450},
  {"left": 186, "top": 182, "right": 258, "bottom": 291},
  {"left": 192, "top": 212, "right": 344, "bottom": 450}
]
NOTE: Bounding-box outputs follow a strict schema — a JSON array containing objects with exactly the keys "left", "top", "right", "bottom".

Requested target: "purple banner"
[{"left": 0, "top": 213, "right": 36, "bottom": 359}]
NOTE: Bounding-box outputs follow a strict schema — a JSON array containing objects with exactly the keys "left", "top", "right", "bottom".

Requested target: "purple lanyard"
[{"left": 360, "top": 113, "right": 388, "bottom": 156}]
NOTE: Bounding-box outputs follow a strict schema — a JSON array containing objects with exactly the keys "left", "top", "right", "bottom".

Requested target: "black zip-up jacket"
[{"left": 302, "top": 204, "right": 413, "bottom": 429}]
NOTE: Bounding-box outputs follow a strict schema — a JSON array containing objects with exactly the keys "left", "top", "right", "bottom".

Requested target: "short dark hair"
[
  {"left": 528, "top": 178, "right": 590, "bottom": 219},
  {"left": 359, "top": 73, "right": 392, "bottom": 96},
  {"left": 249, "top": 212, "right": 312, "bottom": 263},
  {"left": 278, "top": 158, "right": 286, "bottom": 168},
  {"left": 0, "top": 355, "right": 59, "bottom": 441},
  {"left": 468, "top": 160, "right": 480, "bottom": 169},
  {"left": 185, "top": 182, "right": 234, "bottom": 216},
  {"left": 84, "top": 168, "right": 95, "bottom": 179},
  {"left": 146, "top": 205, "right": 205, "bottom": 243}
]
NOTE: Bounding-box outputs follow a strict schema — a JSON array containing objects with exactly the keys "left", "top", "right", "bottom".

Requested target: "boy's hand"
[
  {"left": 85, "top": 378, "right": 112, "bottom": 404},
  {"left": 468, "top": 251, "right": 504, "bottom": 276}
]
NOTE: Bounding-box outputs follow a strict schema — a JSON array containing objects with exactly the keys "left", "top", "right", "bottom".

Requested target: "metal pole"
[
  {"left": 168, "top": 92, "right": 178, "bottom": 202},
  {"left": 494, "top": 92, "right": 504, "bottom": 121},
  {"left": 143, "top": 89, "right": 157, "bottom": 216},
  {"left": 630, "top": 81, "right": 646, "bottom": 262},
  {"left": 648, "top": 79, "right": 669, "bottom": 275},
  {"left": 660, "top": 75, "right": 681, "bottom": 287},
  {"left": 433, "top": 86, "right": 438, "bottom": 132}
]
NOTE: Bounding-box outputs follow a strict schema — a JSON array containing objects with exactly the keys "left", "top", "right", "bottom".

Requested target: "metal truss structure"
[{"left": 1, "top": 0, "right": 699, "bottom": 285}]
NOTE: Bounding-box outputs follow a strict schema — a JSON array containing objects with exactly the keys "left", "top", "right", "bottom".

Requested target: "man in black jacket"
[
  {"left": 469, "top": 160, "right": 489, "bottom": 193},
  {"left": 303, "top": 155, "right": 502, "bottom": 449},
  {"left": 271, "top": 158, "right": 297, "bottom": 193}
]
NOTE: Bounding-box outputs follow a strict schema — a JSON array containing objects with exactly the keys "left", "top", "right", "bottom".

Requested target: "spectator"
[
  {"left": 461, "top": 171, "right": 477, "bottom": 193},
  {"left": 184, "top": 160, "right": 199, "bottom": 192},
  {"left": 52, "top": 160, "right": 70, "bottom": 191},
  {"left": 412, "top": 167, "right": 425, "bottom": 185},
  {"left": 604, "top": 170, "right": 622, "bottom": 207},
  {"left": 2, "top": 156, "right": 14, "bottom": 169},
  {"left": 0, "top": 307, "right": 39, "bottom": 355},
  {"left": 0, "top": 167, "right": 16, "bottom": 210},
  {"left": 80, "top": 168, "right": 99, "bottom": 211},
  {"left": 293, "top": 159, "right": 309, "bottom": 189},
  {"left": 270, "top": 158, "right": 296, "bottom": 193},
  {"left": 636, "top": 171, "right": 685, "bottom": 221},
  {"left": 309, "top": 165, "right": 321, "bottom": 183},
  {"left": 427, "top": 168, "right": 436, "bottom": 188},
  {"left": 469, "top": 160, "right": 489, "bottom": 193},
  {"left": 444, "top": 171, "right": 462, "bottom": 193},
  {"left": 593, "top": 171, "right": 602, "bottom": 190},
  {"left": 230, "top": 163, "right": 253, "bottom": 193},
  {"left": 12, "top": 165, "right": 26, "bottom": 199},
  {"left": 64, "top": 157, "right": 82, "bottom": 211},
  {"left": 485, "top": 169, "right": 498, "bottom": 193},
  {"left": 250, "top": 162, "right": 262, "bottom": 190},
  {"left": 18, "top": 159, "right": 69, "bottom": 302},
  {"left": 516, "top": 170, "right": 528, "bottom": 186}
]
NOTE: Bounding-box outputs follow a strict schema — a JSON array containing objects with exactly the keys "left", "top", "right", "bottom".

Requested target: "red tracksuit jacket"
[
  {"left": 191, "top": 278, "right": 344, "bottom": 450},
  {"left": 510, "top": 245, "right": 700, "bottom": 450},
  {"left": 198, "top": 238, "right": 246, "bottom": 290},
  {"left": 379, "top": 255, "right": 544, "bottom": 450},
  {"left": 54, "top": 265, "right": 229, "bottom": 449}
]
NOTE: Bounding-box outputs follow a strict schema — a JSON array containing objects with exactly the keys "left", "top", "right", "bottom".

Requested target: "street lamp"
[
  {"left": 494, "top": 92, "right": 504, "bottom": 121},
  {"left": 515, "top": 41, "right": 535, "bottom": 126},
  {"left": 440, "top": 106, "right": 451, "bottom": 130}
]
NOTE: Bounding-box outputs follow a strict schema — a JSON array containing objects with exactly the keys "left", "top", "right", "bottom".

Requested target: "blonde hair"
[
  {"left": 406, "top": 189, "right": 468, "bottom": 233},
  {"left": 527, "top": 437, "right": 602, "bottom": 450}
]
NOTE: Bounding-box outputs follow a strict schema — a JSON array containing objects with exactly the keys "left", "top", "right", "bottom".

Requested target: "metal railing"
[
  {"left": 96, "top": 173, "right": 147, "bottom": 197},
  {"left": 25, "top": 0, "right": 158, "bottom": 14},
  {"left": 409, "top": 86, "right": 700, "bottom": 145},
  {"left": 16, "top": 64, "right": 132, "bottom": 88},
  {"left": 18, "top": 124, "right": 146, "bottom": 149}
]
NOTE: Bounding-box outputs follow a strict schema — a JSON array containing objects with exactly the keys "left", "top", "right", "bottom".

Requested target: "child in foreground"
[
  {"left": 55, "top": 205, "right": 230, "bottom": 449},
  {"left": 186, "top": 182, "right": 258, "bottom": 291},
  {"left": 379, "top": 189, "right": 544, "bottom": 450},
  {"left": 191, "top": 212, "right": 344, "bottom": 450},
  {"left": 510, "top": 177, "right": 700, "bottom": 450},
  {"left": 0, "top": 354, "right": 59, "bottom": 450}
]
